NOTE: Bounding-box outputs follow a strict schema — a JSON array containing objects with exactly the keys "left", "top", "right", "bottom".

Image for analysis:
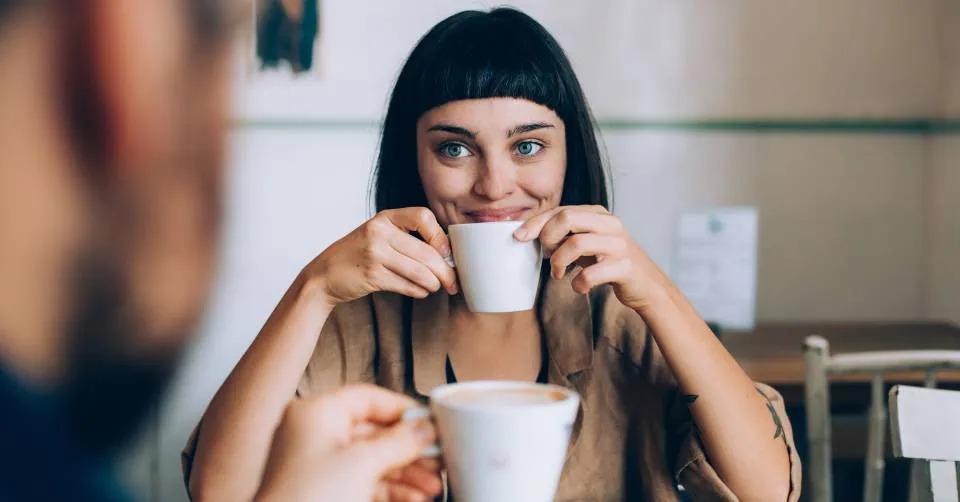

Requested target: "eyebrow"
[
  {"left": 507, "top": 122, "right": 555, "bottom": 137},
  {"left": 426, "top": 124, "right": 477, "bottom": 139}
]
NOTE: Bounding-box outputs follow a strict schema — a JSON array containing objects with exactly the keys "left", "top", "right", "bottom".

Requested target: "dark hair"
[
  {"left": 0, "top": 0, "right": 26, "bottom": 27},
  {"left": 372, "top": 7, "right": 610, "bottom": 213}
]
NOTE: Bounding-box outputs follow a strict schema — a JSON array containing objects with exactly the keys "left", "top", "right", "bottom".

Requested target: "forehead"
[{"left": 417, "top": 98, "right": 562, "bottom": 133}]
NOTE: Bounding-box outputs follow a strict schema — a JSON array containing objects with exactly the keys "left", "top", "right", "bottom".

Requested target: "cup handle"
[{"left": 402, "top": 406, "right": 441, "bottom": 457}]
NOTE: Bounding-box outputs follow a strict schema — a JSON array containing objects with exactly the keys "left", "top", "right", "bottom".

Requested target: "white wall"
[
  {"left": 119, "top": 1, "right": 952, "bottom": 500},
  {"left": 925, "top": 0, "right": 960, "bottom": 324},
  {"left": 941, "top": 0, "right": 960, "bottom": 118},
  {"left": 237, "top": 0, "right": 942, "bottom": 121},
  {"left": 149, "top": 129, "right": 378, "bottom": 500},
  {"left": 607, "top": 132, "right": 926, "bottom": 321},
  {"left": 926, "top": 138, "right": 960, "bottom": 323}
]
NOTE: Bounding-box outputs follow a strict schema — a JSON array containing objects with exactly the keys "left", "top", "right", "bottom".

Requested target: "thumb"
[{"left": 347, "top": 419, "right": 436, "bottom": 478}]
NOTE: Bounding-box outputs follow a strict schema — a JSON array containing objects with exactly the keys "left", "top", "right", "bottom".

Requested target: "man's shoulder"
[{"left": 0, "top": 366, "right": 132, "bottom": 502}]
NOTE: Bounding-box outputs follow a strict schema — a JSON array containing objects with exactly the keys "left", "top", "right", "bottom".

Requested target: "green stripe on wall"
[
  {"left": 598, "top": 118, "right": 960, "bottom": 134},
  {"left": 234, "top": 118, "right": 960, "bottom": 134}
]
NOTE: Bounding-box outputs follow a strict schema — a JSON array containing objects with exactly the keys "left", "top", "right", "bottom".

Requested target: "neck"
[
  {"left": 0, "top": 15, "right": 81, "bottom": 386},
  {"left": 449, "top": 294, "right": 539, "bottom": 336},
  {"left": 447, "top": 295, "right": 543, "bottom": 382}
]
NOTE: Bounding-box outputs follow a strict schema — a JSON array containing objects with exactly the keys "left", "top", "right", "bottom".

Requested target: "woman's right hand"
[{"left": 306, "top": 207, "right": 458, "bottom": 308}]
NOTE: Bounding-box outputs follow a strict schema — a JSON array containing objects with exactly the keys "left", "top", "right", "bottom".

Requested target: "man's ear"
[{"left": 73, "top": 0, "right": 187, "bottom": 179}]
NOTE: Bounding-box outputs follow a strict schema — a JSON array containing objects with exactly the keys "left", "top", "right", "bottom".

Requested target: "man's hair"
[{"left": 0, "top": 0, "right": 24, "bottom": 26}]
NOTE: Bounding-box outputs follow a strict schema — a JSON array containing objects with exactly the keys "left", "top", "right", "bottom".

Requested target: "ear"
[{"left": 83, "top": 0, "right": 187, "bottom": 178}]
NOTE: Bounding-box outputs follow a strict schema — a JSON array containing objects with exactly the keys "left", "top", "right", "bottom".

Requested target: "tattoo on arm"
[
  {"left": 757, "top": 388, "right": 784, "bottom": 439},
  {"left": 683, "top": 390, "right": 784, "bottom": 439}
]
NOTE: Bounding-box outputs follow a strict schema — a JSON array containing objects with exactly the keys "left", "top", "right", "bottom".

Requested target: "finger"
[
  {"left": 539, "top": 209, "right": 620, "bottom": 256},
  {"left": 381, "top": 250, "right": 443, "bottom": 293},
  {"left": 373, "top": 266, "right": 432, "bottom": 299},
  {"left": 513, "top": 205, "right": 609, "bottom": 243},
  {"left": 388, "top": 233, "right": 458, "bottom": 295},
  {"left": 345, "top": 419, "right": 437, "bottom": 481},
  {"left": 571, "top": 259, "right": 631, "bottom": 294},
  {"left": 549, "top": 234, "right": 626, "bottom": 279},
  {"left": 383, "top": 207, "right": 451, "bottom": 257},
  {"left": 316, "top": 384, "right": 422, "bottom": 426},
  {"left": 351, "top": 422, "right": 379, "bottom": 441},
  {"left": 380, "top": 482, "right": 432, "bottom": 502},
  {"left": 385, "top": 456, "right": 441, "bottom": 477},
  {"left": 512, "top": 207, "right": 562, "bottom": 242},
  {"left": 411, "top": 456, "right": 442, "bottom": 472},
  {"left": 390, "top": 462, "right": 444, "bottom": 496}
]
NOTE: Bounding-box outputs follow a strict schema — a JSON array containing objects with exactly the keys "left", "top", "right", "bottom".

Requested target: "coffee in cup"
[{"left": 439, "top": 386, "right": 567, "bottom": 406}]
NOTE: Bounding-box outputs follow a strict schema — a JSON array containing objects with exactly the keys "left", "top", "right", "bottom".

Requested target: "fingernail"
[
  {"left": 440, "top": 244, "right": 452, "bottom": 257},
  {"left": 514, "top": 228, "right": 528, "bottom": 240}
]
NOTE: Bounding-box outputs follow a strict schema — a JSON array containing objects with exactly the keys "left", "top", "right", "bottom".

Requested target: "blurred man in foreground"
[{"left": 0, "top": 1, "right": 439, "bottom": 500}]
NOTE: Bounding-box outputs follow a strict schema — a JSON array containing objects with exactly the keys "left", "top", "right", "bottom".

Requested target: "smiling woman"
[{"left": 183, "top": 7, "right": 801, "bottom": 502}]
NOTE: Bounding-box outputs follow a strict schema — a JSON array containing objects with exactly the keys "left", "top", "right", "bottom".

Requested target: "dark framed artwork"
[{"left": 248, "top": 0, "right": 322, "bottom": 77}]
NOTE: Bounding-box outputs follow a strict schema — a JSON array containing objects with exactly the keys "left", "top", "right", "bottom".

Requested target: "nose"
[{"left": 472, "top": 155, "right": 517, "bottom": 201}]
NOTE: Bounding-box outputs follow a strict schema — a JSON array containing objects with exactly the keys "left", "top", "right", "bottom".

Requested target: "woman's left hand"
[{"left": 514, "top": 205, "right": 667, "bottom": 313}]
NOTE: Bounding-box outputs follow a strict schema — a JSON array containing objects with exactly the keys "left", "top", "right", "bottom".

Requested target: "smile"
[{"left": 464, "top": 207, "right": 530, "bottom": 223}]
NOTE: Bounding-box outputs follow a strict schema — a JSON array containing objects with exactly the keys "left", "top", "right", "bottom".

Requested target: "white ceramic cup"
[
  {"left": 446, "top": 221, "right": 542, "bottom": 313},
  {"left": 405, "top": 381, "right": 580, "bottom": 502}
]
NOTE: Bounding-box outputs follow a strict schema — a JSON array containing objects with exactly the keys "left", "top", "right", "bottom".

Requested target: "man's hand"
[{"left": 256, "top": 385, "right": 443, "bottom": 502}]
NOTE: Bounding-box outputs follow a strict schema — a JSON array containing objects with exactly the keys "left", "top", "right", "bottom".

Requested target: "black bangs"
[{"left": 401, "top": 9, "right": 568, "bottom": 120}]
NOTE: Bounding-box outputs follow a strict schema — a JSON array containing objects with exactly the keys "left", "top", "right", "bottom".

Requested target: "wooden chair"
[
  {"left": 804, "top": 335, "right": 960, "bottom": 502},
  {"left": 888, "top": 385, "right": 960, "bottom": 502}
]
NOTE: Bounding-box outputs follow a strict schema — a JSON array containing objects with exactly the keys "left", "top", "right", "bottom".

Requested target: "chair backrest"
[
  {"left": 803, "top": 335, "right": 960, "bottom": 502},
  {"left": 889, "top": 385, "right": 960, "bottom": 502}
]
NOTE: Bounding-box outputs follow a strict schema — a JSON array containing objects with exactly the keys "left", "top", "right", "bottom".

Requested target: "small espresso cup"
[
  {"left": 447, "top": 221, "right": 542, "bottom": 313},
  {"left": 404, "top": 381, "right": 579, "bottom": 502}
]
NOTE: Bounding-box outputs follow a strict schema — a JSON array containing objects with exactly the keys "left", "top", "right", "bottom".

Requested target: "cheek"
[
  {"left": 130, "top": 178, "right": 217, "bottom": 349},
  {"left": 417, "top": 156, "right": 473, "bottom": 205},
  {"left": 520, "top": 157, "right": 565, "bottom": 205}
]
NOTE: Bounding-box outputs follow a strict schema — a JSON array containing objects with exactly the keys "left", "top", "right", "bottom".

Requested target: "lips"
[{"left": 464, "top": 207, "right": 530, "bottom": 223}]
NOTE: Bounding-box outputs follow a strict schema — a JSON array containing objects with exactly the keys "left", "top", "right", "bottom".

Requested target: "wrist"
[
  {"left": 297, "top": 264, "right": 337, "bottom": 312},
  {"left": 631, "top": 282, "right": 673, "bottom": 318}
]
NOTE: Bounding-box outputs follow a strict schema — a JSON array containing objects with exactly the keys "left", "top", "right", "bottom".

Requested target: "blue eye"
[
  {"left": 515, "top": 141, "right": 543, "bottom": 157},
  {"left": 439, "top": 142, "right": 471, "bottom": 159}
]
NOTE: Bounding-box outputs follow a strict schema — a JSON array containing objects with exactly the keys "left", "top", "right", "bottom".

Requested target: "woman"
[{"left": 185, "top": 8, "right": 800, "bottom": 501}]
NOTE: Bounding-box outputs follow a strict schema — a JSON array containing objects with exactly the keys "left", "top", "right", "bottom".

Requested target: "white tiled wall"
[{"left": 122, "top": 2, "right": 955, "bottom": 500}]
